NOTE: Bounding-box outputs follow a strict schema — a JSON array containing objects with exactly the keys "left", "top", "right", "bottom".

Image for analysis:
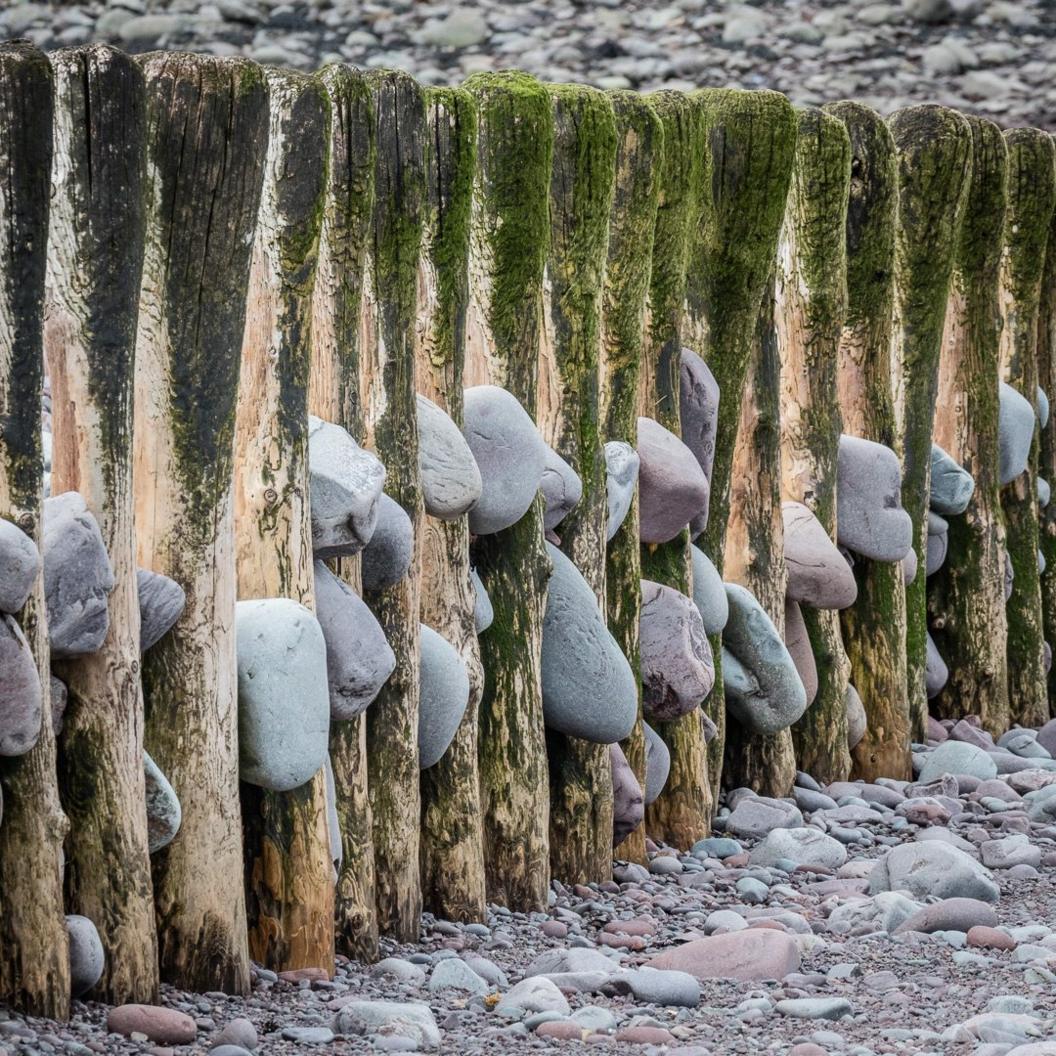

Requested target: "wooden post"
[
  {"left": 999, "top": 128, "right": 1056, "bottom": 729},
  {"left": 361, "top": 69, "right": 427, "bottom": 940},
  {"left": 777, "top": 107, "right": 853, "bottom": 784},
  {"left": 686, "top": 87, "right": 798, "bottom": 803},
  {"left": 539, "top": 84, "right": 617, "bottom": 883},
  {"left": 723, "top": 276, "right": 796, "bottom": 794},
  {"left": 0, "top": 39, "right": 70, "bottom": 1020},
  {"left": 639, "top": 90, "right": 708, "bottom": 847},
  {"left": 931, "top": 116, "right": 1010, "bottom": 734},
  {"left": 889, "top": 105, "right": 972, "bottom": 741},
  {"left": 464, "top": 71, "right": 552, "bottom": 910},
  {"left": 417, "top": 86, "right": 487, "bottom": 921},
  {"left": 601, "top": 91, "right": 661, "bottom": 863},
  {"left": 235, "top": 68, "right": 334, "bottom": 974},
  {"left": 134, "top": 52, "right": 266, "bottom": 993},
  {"left": 827, "top": 102, "right": 910, "bottom": 781},
  {"left": 1039, "top": 137, "right": 1056, "bottom": 708},
  {"left": 308, "top": 63, "right": 379, "bottom": 961},
  {"left": 46, "top": 44, "right": 156, "bottom": 1006}
]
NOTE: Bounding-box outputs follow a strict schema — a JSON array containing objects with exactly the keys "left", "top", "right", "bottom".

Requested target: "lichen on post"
[
  {"left": 235, "top": 68, "right": 334, "bottom": 974},
  {"left": 307, "top": 63, "right": 379, "bottom": 961},
  {"left": 639, "top": 90, "right": 708, "bottom": 846},
  {"left": 540, "top": 83, "right": 617, "bottom": 884},
  {"left": 361, "top": 69, "right": 427, "bottom": 940},
  {"left": 463, "top": 71, "right": 553, "bottom": 910},
  {"left": 930, "top": 116, "right": 1010, "bottom": 734},
  {"left": 777, "top": 106, "right": 853, "bottom": 784},
  {"left": 417, "top": 86, "right": 487, "bottom": 922},
  {"left": 0, "top": 40, "right": 71, "bottom": 1020},
  {"left": 601, "top": 91, "right": 662, "bottom": 864},
  {"left": 827, "top": 101, "right": 910, "bottom": 782},
  {"left": 999, "top": 127, "right": 1056, "bottom": 729},
  {"left": 888, "top": 105, "right": 973, "bottom": 741}
]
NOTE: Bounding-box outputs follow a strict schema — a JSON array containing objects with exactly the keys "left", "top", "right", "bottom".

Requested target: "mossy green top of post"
[
  {"left": 464, "top": 70, "right": 554, "bottom": 402},
  {"left": 956, "top": 118, "right": 1007, "bottom": 296}
]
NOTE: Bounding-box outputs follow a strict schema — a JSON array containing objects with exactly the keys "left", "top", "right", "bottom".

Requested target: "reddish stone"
[
  {"left": 967, "top": 925, "right": 1016, "bottom": 951},
  {"left": 724, "top": 852, "right": 750, "bottom": 868},
  {"left": 278, "top": 967, "right": 329, "bottom": 983},
  {"left": 537, "top": 1021, "right": 585, "bottom": 1040},
  {"left": 599, "top": 932, "right": 646, "bottom": 950},
  {"left": 603, "top": 917, "right": 657, "bottom": 937},
  {"left": 107, "top": 1006, "right": 197, "bottom": 1046},
  {"left": 540, "top": 920, "right": 569, "bottom": 939},
  {"left": 790, "top": 1046, "right": 827, "bottom": 1056},
  {"left": 645, "top": 928, "right": 800, "bottom": 981},
  {"left": 615, "top": 1026, "right": 676, "bottom": 1045},
  {"left": 747, "top": 919, "right": 788, "bottom": 932}
]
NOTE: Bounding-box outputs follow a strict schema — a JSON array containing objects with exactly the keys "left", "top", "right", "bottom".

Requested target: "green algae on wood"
[
  {"left": 602, "top": 91, "right": 662, "bottom": 864},
  {"left": 999, "top": 127, "right": 1056, "bottom": 729},
  {"left": 930, "top": 116, "right": 1010, "bottom": 736},
  {"left": 888, "top": 104, "right": 973, "bottom": 741},
  {"left": 464, "top": 71, "right": 553, "bottom": 911}
]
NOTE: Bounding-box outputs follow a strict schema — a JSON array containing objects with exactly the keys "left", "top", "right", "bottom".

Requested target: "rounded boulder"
[
  {"left": 836, "top": 435, "right": 913, "bottom": 562},
  {"left": 637, "top": 417, "right": 709, "bottom": 545},
  {"left": 0, "top": 518, "right": 40, "bottom": 615},
  {"left": 610, "top": 742, "right": 644, "bottom": 847},
  {"left": 418, "top": 624, "right": 470, "bottom": 769},
  {"left": 416, "top": 393, "right": 482, "bottom": 520},
  {"left": 0, "top": 614, "right": 42, "bottom": 757},
  {"left": 929, "top": 443, "right": 975, "bottom": 516},
  {"left": 690, "top": 545, "right": 728, "bottom": 636},
  {"left": 605, "top": 441, "right": 639, "bottom": 542},
  {"left": 782, "top": 501, "right": 856, "bottom": 610},
  {"left": 643, "top": 721, "right": 671, "bottom": 805},
  {"left": 361, "top": 494, "right": 413, "bottom": 593}
]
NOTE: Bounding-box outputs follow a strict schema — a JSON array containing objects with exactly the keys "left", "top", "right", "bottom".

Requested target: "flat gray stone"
[
  {"left": 605, "top": 441, "right": 639, "bottom": 542},
  {"left": 637, "top": 416, "right": 709, "bottom": 545},
  {"left": 1039, "top": 385, "right": 1050, "bottom": 429},
  {"left": 926, "top": 632, "right": 949, "bottom": 700},
  {"left": 418, "top": 624, "right": 470, "bottom": 769},
  {"left": 783, "top": 501, "right": 856, "bottom": 610},
  {"left": 313, "top": 560, "right": 394, "bottom": 719},
  {"left": 0, "top": 614, "right": 42, "bottom": 757},
  {"left": 429, "top": 958, "right": 489, "bottom": 995},
  {"left": 0, "top": 518, "right": 39, "bottom": 614},
  {"left": 690, "top": 545, "right": 728, "bottom": 635},
  {"left": 137, "top": 568, "right": 185, "bottom": 652},
  {"left": 495, "top": 977, "right": 570, "bottom": 1018},
  {"left": 643, "top": 721, "right": 670, "bottom": 806},
  {"left": 930, "top": 443, "right": 975, "bottom": 515},
  {"left": 783, "top": 598, "right": 817, "bottom": 707},
  {"left": 640, "top": 579, "right": 713, "bottom": 721},
  {"left": 307, "top": 416, "right": 386, "bottom": 559},
  {"left": 749, "top": 826, "right": 847, "bottom": 870},
  {"left": 236, "top": 598, "right": 330, "bottom": 791},
  {"left": 869, "top": 841, "right": 999, "bottom": 902},
  {"left": 541, "top": 543, "right": 637, "bottom": 743},
  {"left": 43, "top": 492, "right": 114, "bottom": 658},
  {"left": 332, "top": 1001, "right": 440, "bottom": 1051},
  {"left": 846, "top": 683, "right": 866, "bottom": 750},
  {"left": 926, "top": 511, "right": 948, "bottom": 576},
  {"left": 541, "top": 445, "right": 582, "bottom": 532},
  {"left": 836, "top": 435, "right": 913, "bottom": 562},
  {"left": 623, "top": 966, "right": 700, "bottom": 1007},
  {"left": 919, "top": 739, "right": 997, "bottom": 782},
  {"left": 361, "top": 494, "right": 413, "bottom": 593},
  {"left": 66, "top": 914, "right": 104, "bottom": 998},
  {"left": 725, "top": 795, "right": 803, "bottom": 840},
  {"left": 776, "top": 997, "right": 852, "bottom": 1020},
  {"left": 610, "top": 742, "right": 644, "bottom": 847},
  {"left": 999, "top": 381, "right": 1035, "bottom": 486},
  {"left": 722, "top": 583, "right": 807, "bottom": 735},
  {"left": 144, "top": 750, "right": 181, "bottom": 854},
  {"left": 463, "top": 385, "right": 547, "bottom": 536},
  {"left": 416, "top": 393, "right": 482, "bottom": 520},
  {"left": 679, "top": 348, "right": 719, "bottom": 532},
  {"left": 470, "top": 568, "right": 493, "bottom": 634}
]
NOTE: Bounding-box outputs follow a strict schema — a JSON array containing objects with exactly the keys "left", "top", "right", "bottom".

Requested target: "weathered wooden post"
[
  {"left": 539, "top": 83, "right": 617, "bottom": 883},
  {"left": 308, "top": 63, "right": 379, "bottom": 962},
  {"left": 361, "top": 69, "right": 427, "bottom": 940},
  {"left": 931, "top": 117, "right": 1010, "bottom": 734},
  {"left": 47, "top": 44, "right": 155, "bottom": 1006},
  {"left": 777, "top": 107, "right": 853, "bottom": 784},
  {"left": 724, "top": 279, "right": 795, "bottom": 793},
  {"left": 464, "top": 71, "right": 553, "bottom": 910},
  {"left": 235, "top": 69, "right": 334, "bottom": 973},
  {"left": 999, "top": 128, "right": 1056, "bottom": 729},
  {"left": 827, "top": 101, "right": 910, "bottom": 782},
  {"left": 134, "top": 52, "right": 266, "bottom": 992},
  {"left": 0, "top": 39, "right": 71, "bottom": 1020},
  {"left": 889, "top": 105, "right": 972, "bottom": 740},
  {"left": 602, "top": 91, "right": 661, "bottom": 863},
  {"left": 639, "top": 91, "right": 708, "bottom": 845},
  {"left": 687, "top": 87, "right": 798, "bottom": 802},
  {"left": 1039, "top": 138, "right": 1056, "bottom": 705},
  {"left": 417, "top": 86, "right": 487, "bottom": 921}
]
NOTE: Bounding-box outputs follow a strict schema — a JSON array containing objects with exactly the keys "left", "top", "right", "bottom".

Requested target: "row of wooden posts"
[{"left": 0, "top": 38, "right": 1054, "bottom": 1021}]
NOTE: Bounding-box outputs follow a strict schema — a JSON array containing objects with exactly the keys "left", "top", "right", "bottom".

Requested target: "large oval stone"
[
  {"left": 0, "top": 614, "right": 42, "bottom": 757},
  {"left": 643, "top": 721, "right": 670, "bottom": 805},
  {"left": 541, "top": 445, "right": 582, "bottom": 533},
  {"left": 782, "top": 501, "right": 856, "bottom": 610},
  {"left": 610, "top": 742, "right": 644, "bottom": 847},
  {"left": 836, "top": 435, "right": 913, "bottom": 562},
  {"left": 783, "top": 598, "right": 817, "bottom": 707},
  {"left": 314, "top": 560, "right": 395, "bottom": 719},
  {"left": 679, "top": 348, "right": 720, "bottom": 533},
  {"left": 43, "top": 492, "right": 115, "bottom": 658},
  {"left": 640, "top": 580, "right": 714, "bottom": 721},
  {"left": 605, "top": 441, "right": 639, "bottom": 542},
  {"left": 236, "top": 598, "right": 330, "bottom": 791},
  {"left": 646, "top": 929, "right": 800, "bottom": 982},
  {"left": 999, "top": 381, "right": 1035, "bottom": 486},
  {"left": 722, "top": 584, "right": 807, "bottom": 735},
  {"left": 926, "top": 511, "right": 948, "bottom": 576},
  {"left": 308, "top": 416, "right": 386, "bottom": 559},
  {"left": 869, "top": 841, "right": 999, "bottom": 903},
  {"left": 361, "top": 494, "right": 413, "bottom": 593},
  {"left": 462, "top": 385, "right": 547, "bottom": 536},
  {"left": 144, "top": 750, "right": 181, "bottom": 854},
  {"left": 929, "top": 443, "right": 975, "bottom": 515},
  {"left": 541, "top": 543, "right": 637, "bottom": 743},
  {"left": 470, "top": 568, "right": 494, "bottom": 634},
  {"left": 137, "top": 568, "right": 185, "bottom": 652},
  {"left": 418, "top": 624, "right": 470, "bottom": 769},
  {"left": 846, "top": 683, "right": 866, "bottom": 749},
  {"left": 416, "top": 394, "right": 482, "bottom": 520},
  {"left": 637, "top": 417, "right": 709, "bottom": 545},
  {"left": 66, "top": 914, "right": 105, "bottom": 998},
  {"left": 0, "top": 518, "right": 39, "bottom": 615},
  {"left": 690, "top": 545, "right": 728, "bottom": 635}
]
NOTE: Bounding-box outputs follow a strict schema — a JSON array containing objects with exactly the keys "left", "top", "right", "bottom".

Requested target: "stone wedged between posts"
[
  {"left": 636, "top": 416, "right": 709, "bottom": 545},
  {"left": 604, "top": 440, "right": 639, "bottom": 543},
  {"left": 143, "top": 750, "right": 181, "bottom": 855},
  {"left": 136, "top": 567, "right": 186, "bottom": 652},
  {"left": 782, "top": 500, "right": 857, "bottom": 610},
  {"left": 610, "top": 742, "right": 644, "bottom": 846},
  {"left": 0, "top": 612, "right": 43, "bottom": 757},
  {"left": 836, "top": 435, "right": 913, "bottom": 563},
  {"left": 361, "top": 493, "right": 414, "bottom": 593},
  {"left": 541, "top": 444, "right": 583, "bottom": 533},
  {"left": 416, "top": 393, "right": 482, "bottom": 521},
  {"left": 0, "top": 517, "right": 40, "bottom": 615},
  {"left": 418, "top": 623, "right": 470, "bottom": 770},
  {"left": 642, "top": 720, "right": 671, "bottom": 806},
  {"left": 690, "top": 544, "right": 728, "bottom": 636}
]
